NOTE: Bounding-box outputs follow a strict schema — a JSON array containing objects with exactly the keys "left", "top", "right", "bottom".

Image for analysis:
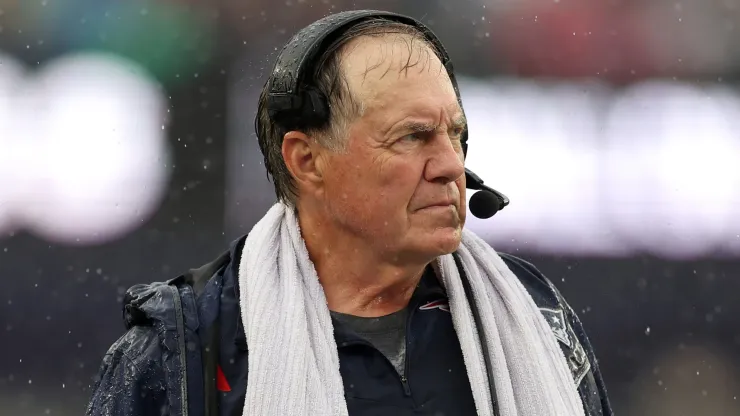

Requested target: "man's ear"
[{"left": 281, "top": 131, "right": 325, "bottom": 193}]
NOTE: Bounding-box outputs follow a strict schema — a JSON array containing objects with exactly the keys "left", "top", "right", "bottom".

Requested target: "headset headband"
[
  {"left": 256, "top": 10, "right": 510, "bottom": 215},
  {"left": 260, "top": 9, "right": 469, "bottom": 156}
]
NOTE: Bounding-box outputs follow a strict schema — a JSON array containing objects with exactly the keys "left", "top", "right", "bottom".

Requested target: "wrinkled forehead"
[{"left": 340, "top": 35, "right": 457, "bottom": 108}]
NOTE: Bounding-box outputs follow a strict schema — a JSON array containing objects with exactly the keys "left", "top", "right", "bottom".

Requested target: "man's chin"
[{"left": 421, "top": 227, "right": 463, "bottom": 256}]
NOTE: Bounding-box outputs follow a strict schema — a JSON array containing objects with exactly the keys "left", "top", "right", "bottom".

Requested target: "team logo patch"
[
  {"left": 539, "top": 307, "right": 571, "bottom": 348},
  {"left": 419, "top": 299, "right": 450, "bottom": 312},
  {"left": 539, "top": 307, "right": 591, "bottom": 386}
]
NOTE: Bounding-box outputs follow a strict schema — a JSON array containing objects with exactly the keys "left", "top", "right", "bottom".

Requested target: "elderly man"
[{"left": 87, "top": 10, "right": 612, "bottom": 416}]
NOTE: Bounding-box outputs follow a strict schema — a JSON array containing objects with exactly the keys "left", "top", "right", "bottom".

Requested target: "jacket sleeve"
[
  {"left": 562, "top": 298, "right": 615, "bottom": 416},
  {"left": 86, "top": 326, "right": 168, "bottom": 416},
  {"left": 499, "top": 252, "right": 615, "bottom": 416}
]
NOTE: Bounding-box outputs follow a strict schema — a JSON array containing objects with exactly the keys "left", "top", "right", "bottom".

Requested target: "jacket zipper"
[
  {"left": 340, "top": 337, "right": 413, "bottom": 397},
  {"left": 170, "top": 285, "right": 190, "bottom": 416},
  {"left": 399, "top": 374, "right": 411, "bottom": 396},
  {"left": 400, "top": 296, "right": 420, "bottom": 397}
]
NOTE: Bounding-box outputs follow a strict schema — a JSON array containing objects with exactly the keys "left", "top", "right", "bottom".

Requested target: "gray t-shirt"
[{"left": 331, "top": 307, "right": 408, "bottom": 377}]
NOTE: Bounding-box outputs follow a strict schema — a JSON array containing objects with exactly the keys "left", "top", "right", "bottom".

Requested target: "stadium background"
[{"left": 1, "top": 0, "right": 740, "bottom": 414}]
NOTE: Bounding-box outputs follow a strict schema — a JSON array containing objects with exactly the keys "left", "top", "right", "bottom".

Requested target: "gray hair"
[{"left": 256, "top": 17, "right": 441, "bottom": 206}]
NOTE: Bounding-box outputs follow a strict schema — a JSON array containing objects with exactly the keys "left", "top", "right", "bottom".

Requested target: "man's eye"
[
  {"left": 451, "top": 127, "right": 465, "bottom": 137},
  {"left": 400, "top": 133, "right": 423, "bottom": 142}
]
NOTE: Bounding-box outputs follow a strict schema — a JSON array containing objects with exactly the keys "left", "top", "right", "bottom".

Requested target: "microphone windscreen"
[{"left": 469, "top": 190, "right": 501, "bottom": 219}]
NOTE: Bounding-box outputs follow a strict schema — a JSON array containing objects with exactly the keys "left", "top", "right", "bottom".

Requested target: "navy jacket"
[{"left": 86, "top": 236, "right": 613, "bottom": 416}]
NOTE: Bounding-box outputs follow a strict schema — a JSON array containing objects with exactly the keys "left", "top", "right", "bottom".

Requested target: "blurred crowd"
[{"left": 2, "top": 0, "right": 740, "bottom": 415}]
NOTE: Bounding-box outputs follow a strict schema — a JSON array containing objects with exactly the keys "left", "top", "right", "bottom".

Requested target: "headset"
[{"left": 256, "top": 9, "right": 510, "bottom": 219}]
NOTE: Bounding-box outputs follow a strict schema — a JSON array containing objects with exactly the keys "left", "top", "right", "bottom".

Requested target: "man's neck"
[{"left": 298, "top": 206, "right": 428, "bottom": 318}]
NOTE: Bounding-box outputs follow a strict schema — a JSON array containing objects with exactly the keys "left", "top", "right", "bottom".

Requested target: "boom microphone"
[
  {"left": 469, "top": 190, "right": 501, "bottom": 219},
  {"left": 465, "top": 168, "right": 510, "bottom": 219}
]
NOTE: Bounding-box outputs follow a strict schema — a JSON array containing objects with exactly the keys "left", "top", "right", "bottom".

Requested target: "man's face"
[{"left": 318, "top": 35, "right": 467, "bottom": 264}]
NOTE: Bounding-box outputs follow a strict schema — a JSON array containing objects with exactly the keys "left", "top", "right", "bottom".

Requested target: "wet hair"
[{"left": 256, "top": 17, "right": 442, "bottom": 206}]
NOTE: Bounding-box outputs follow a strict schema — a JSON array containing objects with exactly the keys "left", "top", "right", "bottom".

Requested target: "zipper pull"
[{"left": 400, "top": 375, "right": 411, "bottom": 396}]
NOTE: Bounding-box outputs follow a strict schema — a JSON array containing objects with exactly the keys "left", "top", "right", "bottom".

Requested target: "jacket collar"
[{"left": 331, "top": 265, "right": 447, "bottom": 346}]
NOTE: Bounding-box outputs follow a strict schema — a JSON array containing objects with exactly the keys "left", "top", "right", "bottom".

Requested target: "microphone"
[
  {"left": 469, "top": 190, "right": 501, "bottom": 219},
  {"left": 465, "top": 168, "right": 510, "bottom": 219}
]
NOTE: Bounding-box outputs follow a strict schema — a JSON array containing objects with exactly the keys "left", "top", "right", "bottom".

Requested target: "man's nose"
[{"left": 424, "top": 134, "right": 465, "bottom": 185}]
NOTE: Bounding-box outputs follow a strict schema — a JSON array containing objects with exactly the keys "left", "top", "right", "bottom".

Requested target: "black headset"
[{"left": 256, "top": 9, "right": 510, "bottom": 218}]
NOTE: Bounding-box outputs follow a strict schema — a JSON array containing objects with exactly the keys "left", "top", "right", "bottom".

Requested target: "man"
[{"left": 87, "top": 11, "right": 613, "bottom": 416}]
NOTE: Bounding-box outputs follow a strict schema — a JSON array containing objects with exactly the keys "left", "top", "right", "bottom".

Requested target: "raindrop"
[{"left": 645, "top": 326, "right": 651, "bottom": 335}]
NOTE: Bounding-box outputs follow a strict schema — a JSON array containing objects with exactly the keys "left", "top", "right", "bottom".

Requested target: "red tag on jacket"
[{"left": 216, "top": 365, "right": 231, "bottom": 392}]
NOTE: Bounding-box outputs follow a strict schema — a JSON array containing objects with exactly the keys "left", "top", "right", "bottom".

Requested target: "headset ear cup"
[{"left": 302, "top": 87, "right": 330, "bottom": 127}]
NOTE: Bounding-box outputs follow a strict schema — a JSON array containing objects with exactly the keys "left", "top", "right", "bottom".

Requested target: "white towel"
[{"left": 238, "top": 203, "right": 585, "bottom": 416}]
